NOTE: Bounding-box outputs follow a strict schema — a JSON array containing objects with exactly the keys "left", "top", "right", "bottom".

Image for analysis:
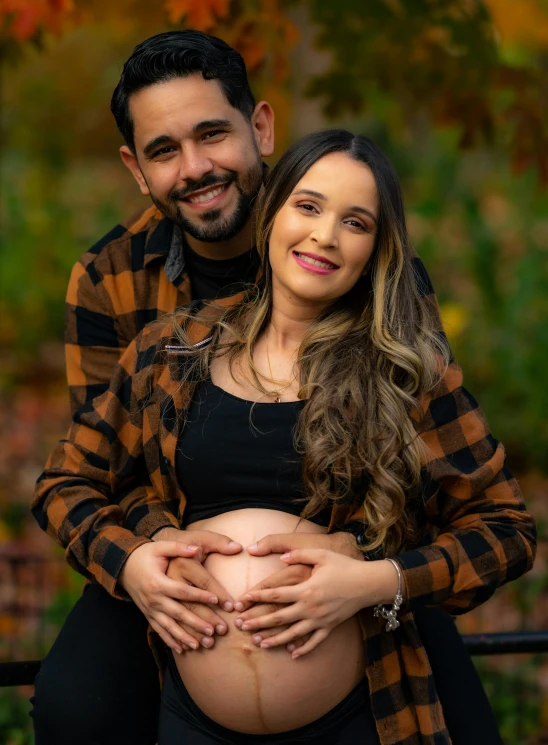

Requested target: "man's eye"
[
  {"left": 154, "top": 147, "right": 176, "bottom": 157},
  {"left": 203, "top": 130, "right": 227, "bottom": 140}
]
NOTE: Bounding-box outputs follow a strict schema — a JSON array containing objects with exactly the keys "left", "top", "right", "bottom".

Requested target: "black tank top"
[{"left": 176, "top": 379, "right": 331, "bottom": 528}]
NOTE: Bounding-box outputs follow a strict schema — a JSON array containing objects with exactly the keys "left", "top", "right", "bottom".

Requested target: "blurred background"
[{"left": 1, "top": 0, "right": 548, "bottom": 742}]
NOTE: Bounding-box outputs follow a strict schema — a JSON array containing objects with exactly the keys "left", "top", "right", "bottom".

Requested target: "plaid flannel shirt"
[
  {"left": 64, "top": 205, "right": 190, "bottom": 414},
  {"left": 33, "top": 297, "right": 536, "bottom": 745}
]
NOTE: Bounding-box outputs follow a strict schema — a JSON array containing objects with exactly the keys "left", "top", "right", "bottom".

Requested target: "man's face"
[{"left": 125, "top": 75, "right": 266, "bottom": 243}]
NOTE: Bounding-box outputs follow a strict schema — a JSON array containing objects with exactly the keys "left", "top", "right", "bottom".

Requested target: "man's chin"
[{"left": 175, "top": 208, "right": 251, "bottom": 244}]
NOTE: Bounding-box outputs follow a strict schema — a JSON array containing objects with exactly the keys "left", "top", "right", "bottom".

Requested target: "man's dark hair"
[{"left": 111, "top": 30, "right": 256, "bottom": 152}]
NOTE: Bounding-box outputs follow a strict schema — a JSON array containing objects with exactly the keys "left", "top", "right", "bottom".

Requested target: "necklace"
[{"left": 265, "top": 342, "right": 295, "bottom": 403}]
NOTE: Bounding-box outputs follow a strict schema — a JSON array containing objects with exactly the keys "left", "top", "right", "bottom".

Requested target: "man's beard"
[{"left": 150, "top": 160, "right": 263, "bottom": 243}]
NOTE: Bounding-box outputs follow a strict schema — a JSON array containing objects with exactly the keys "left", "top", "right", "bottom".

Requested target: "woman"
[{"left": 37, "top": 130, "right": 536, "bottom": 744}]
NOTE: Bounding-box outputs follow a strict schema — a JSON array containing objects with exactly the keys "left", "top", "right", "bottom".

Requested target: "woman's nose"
[{"left": 310, "top": 218, "right": 338, "bottom": 249}]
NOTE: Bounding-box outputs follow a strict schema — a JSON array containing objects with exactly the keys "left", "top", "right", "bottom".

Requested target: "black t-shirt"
[{"left": 186, "top": 244, "right": 260, "bottom": 301}]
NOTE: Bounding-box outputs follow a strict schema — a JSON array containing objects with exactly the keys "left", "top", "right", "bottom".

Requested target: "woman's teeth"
[
  {"left": 295, "top": 252, "right": 337, "bottom": 269},
  {"left": 188, "top": 185, "right": 226, "bottom": 204}
]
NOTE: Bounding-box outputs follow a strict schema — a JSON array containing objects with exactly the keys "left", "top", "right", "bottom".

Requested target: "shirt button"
[
  {"left": 356, "top": 531, "right": 367, "bottom": 547},
  {"left": 163, "top": 457, "right": 170, "bottom": 465}
]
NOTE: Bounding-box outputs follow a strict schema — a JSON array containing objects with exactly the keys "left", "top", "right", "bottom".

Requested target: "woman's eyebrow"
[{"left": 293, "top": 189, "right": 377, "bottom": 223}]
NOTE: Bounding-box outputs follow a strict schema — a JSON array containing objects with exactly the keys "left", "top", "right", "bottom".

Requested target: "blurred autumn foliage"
[
  {"left": 1, "top": 1, "right": 548, "bottom": 743},
  {"left": 2, "top": 0, "right": 548, "bottom": 177}
]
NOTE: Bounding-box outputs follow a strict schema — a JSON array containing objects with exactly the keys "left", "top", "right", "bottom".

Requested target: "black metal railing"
[{"left": 1, "top": 554, "right": 547, "bottom": 687}]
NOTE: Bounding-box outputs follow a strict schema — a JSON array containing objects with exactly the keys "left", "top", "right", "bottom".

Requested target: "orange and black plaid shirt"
[{"left": 34, "top": 292, "right": 536, "bottom": 745}]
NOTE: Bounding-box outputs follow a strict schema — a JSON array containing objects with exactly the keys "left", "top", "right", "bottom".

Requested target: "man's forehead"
[{"left": 129, "top": 75, "right": 239, "bottom": 144}]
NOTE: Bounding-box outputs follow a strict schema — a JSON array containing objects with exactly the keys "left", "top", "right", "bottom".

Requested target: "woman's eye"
[
  {"left": 346, "top": 219, "right": 368, "bottom": 231},
  {"left": 297, "top": 203, "right": 318, "bottom": 213}
]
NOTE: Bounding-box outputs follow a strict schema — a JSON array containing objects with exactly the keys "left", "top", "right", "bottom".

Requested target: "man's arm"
[{"left": 33, "top": 328, "right": 242, "bottom": 649}]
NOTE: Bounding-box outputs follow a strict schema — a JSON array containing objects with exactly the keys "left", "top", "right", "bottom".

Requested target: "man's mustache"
[{"left": 170, "top": 175, "right": 233, "bottom": 201}]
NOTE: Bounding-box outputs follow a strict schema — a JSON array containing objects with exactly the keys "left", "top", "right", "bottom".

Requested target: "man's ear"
[
  {"left": 119, "top": 146, "right": 150, "bottom": 196},
  {"left": 251, "top": 101, "right": 275, "bottom": 158}
]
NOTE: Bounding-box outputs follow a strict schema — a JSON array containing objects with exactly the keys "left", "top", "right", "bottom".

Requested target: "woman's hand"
[
  {"left": 233, "top": 563, "right": 314, "bottom": 652},
  {"left": 235, "top": 549, "right": 398, "bottom": 658}
]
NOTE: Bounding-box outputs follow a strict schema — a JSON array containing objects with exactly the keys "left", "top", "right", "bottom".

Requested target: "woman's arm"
[{"left": 236, "top": 363, "right": 536, "bottom": 653}]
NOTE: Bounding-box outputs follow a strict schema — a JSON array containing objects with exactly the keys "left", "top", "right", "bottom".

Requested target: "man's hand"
[
  {"left": 246, "top": 531, "right": 363, "bottom": 562},
  {"left": 119, "top": 534, "right": 241, "bottom": 654},
  {"left": 153, "top": 527, "right": 242, "bottom": 563},
  {"left": 165, "top": 555, "right": 234, "bottom": 652}
]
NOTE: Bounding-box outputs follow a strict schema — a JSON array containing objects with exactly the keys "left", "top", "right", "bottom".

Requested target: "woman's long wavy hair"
[{"left": 170, "top": 129, "right": 449, "bottom": 555}]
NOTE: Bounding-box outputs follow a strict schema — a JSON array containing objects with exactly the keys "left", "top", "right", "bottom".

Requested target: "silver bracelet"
[{"left": 373, "top": 558, "right": 404, "bottom": 632}]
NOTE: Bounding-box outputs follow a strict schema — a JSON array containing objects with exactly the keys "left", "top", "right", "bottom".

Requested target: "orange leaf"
[
  {"left": 165, "top": 0, "right": 230, "bottom": 30},
  {"left": 1, "top": 0, "right": 74, "bottom": 41}
]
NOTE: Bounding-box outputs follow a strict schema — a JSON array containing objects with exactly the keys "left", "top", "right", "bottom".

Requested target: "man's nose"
[{"left": 179, "top": 145, "right": 214, "bottom": 183}]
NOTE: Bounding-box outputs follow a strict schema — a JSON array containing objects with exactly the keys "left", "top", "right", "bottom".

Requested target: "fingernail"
[
  {"left": 260, "top": 641, "right": 270, "bottom": 649},
  {"left": 201, "top": 637, "right": 214, "bottom": 648},
  {"left": 228, "top": 541, "right": 241, "bottom": 548},
  {"left": 190, "top": 642, "right": 198, "bottom": 650},
  {"left": 287, "top": 643, "right": 296, "bottom": 652},
  {"left": 292, "top": 652, "right": 300, "bottom": 659},
  {"left": 234, "top": 601, "right": 244, "bottom": 612},
  {"left": 281, "top": 552, "right": 291, "bottom": 560},
  {"left": 187, "top": 545, "right": 199, "bottom": 551},
  {"left": 247, "top": 543, "right": 258, "bottom": 550},
  {"left": 204, "top": 627, "right": 214, "bottom": 636},
  {"left": 241, "top": 623, "right": 250, "bottom": 631},
  {"left": 209, "top": 596, "right": 218, "bottom": 605},
  {"left": 182, "top": 644, "right": 189, "bottom": 651},
  {"left": 216, "top": 624, "right": 225, "bottom": 634},
  {"left": 252, "top": 635, "right": 262, "bottom": 645},
  {"left": 223, "top": 601, "right": 233, "bottom": 611},
  {"left": 175, "top": 647, "right": 182, "bottom": 655},
  {"left": 235, "top": 619, "right": 243, "bottom": 629}
]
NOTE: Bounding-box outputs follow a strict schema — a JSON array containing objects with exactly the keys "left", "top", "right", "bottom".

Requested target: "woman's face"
[{"left": 268, "top": 152, "right": 379, "bottom": 308}]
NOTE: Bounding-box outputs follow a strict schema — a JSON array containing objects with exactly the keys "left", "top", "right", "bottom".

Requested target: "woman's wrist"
[{"left": 358, "top": 558, "right": 401, "bottom": 608}]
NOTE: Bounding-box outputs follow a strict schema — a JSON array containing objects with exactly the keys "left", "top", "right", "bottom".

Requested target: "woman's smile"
[{"left": 292, "top": 250, "right": 340, "bottom": 275}]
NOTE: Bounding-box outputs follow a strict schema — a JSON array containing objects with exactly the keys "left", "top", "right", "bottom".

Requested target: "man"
[{"left": 31, "top": 30, "right": 500, "bottom": 745}]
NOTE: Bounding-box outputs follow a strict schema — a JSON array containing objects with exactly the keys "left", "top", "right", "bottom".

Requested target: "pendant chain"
[{"left": 264, "top": 342, "right": 295, "bottom": 403}]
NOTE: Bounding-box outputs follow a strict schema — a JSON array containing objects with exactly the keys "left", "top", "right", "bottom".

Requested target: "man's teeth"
[
  {"left": 188, "top": 185, "right": 226, "bottom": 204},
  {"left": 296, "top": 252, "right": 337, "bottom": 269}
]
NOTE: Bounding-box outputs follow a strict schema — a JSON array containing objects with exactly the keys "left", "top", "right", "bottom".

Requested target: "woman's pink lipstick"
[{"left": 292, "top": 251, "right": 340, "bottom": 276}]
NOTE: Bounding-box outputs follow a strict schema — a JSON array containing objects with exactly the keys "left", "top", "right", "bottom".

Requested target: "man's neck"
[{"left": 184, "top": 220, "right": 254, "bottom": 261}]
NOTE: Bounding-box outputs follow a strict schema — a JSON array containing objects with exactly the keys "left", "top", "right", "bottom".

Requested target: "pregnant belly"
[{"left": 174, "top": 508, "right": 366, "bottom": 734}]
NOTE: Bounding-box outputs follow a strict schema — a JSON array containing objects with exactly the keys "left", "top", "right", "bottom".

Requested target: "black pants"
[
  {"left": 159, "top": 652, "right": 379, "bottom": 744},
  {"left": 31, "top": 583, "right": 502, "bottom": 745}
]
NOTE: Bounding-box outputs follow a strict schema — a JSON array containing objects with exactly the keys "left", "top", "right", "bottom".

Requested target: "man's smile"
[{"left": 181, "top": 182, "right": 232, "bottom": 211}]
